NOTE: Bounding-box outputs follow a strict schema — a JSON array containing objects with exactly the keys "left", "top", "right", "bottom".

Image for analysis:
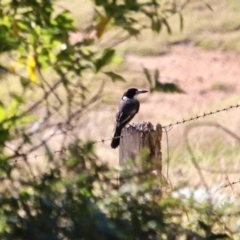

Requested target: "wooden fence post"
[{"left": 119, "top": 122, "right": 162, "bottom": 183}]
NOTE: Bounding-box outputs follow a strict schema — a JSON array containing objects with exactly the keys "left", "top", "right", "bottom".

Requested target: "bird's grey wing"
[{"left": 115, "top": 100, "right": 139, "bottom": 127}]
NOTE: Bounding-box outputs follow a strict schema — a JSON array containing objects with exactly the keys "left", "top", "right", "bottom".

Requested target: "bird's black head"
[{"left": 123, "top": 88, "right": 148, "bottom": 99}]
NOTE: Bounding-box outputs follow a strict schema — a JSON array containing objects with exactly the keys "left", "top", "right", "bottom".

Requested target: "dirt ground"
[{"left": 127, "top": 44, "right": 240, "bottom": 122}]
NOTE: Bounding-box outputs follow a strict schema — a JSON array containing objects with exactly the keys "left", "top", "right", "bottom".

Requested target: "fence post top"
[{"left": 127, "top": 121, "right": 162, "bottom": 132}]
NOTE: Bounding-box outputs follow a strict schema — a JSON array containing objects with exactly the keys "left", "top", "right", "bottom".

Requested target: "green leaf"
[
  {"left": 54, "top": 10, "right": 74, "bottom": 29},
  {"left": 8, "top": 99, "right": 19, "bottom": 118},
  {"left": 81, "top": 38, "right": 95, "bottom": 46},
  {"left": 83, "top": 141, "right": 94, "bottom": 155},
  {"left": 23, "top": 133, "right": 32, "bottom": 144},
  {"left": 204, "top": 1, "right": 213, "bottom": 11},
  {"left": 207, "top": 234, "right": 229, "bottom": 239},
  {"left": 20, "top": 190, "right": 31, "bottom": 200},
  {"left": 96, "top": 15, "right": 110, "bottom": 39},
  {"left": 150, "top": 68, "right": 186, "bottom": 93},
  {"left": 143, "top": 67, "right": 152, "bottom": 87},
  {"left": 178, "top": 13, "right": 184, "bottom": 31},
  {"left": 0, "top": 103, "right": 6, "bottom": 123},
  {"left": 66, "top": 158, "right": 78, "bottom": 168},
  {"left": 20, "top": 77, "right": 30, "bottom": 88},
  {"left": 10, "top": 93, "right": 25, "bottom": 104},
  {"left": 151, "top": 17, "right": 161, "bottom": 33},
  {"left": 16, "top": 115, "right": 37, "bottom": 124},
  {"left": 112, "top": 55, "right": 123, "bottom": 64},
  {"left": 95, "top": 49, "right": 115, "bottom": 72},
  {"left": 0, "top": 129, "right": 10, "bottom": 145},
  {"left": 124, "top": 26, "right": 140, "bottom": 36},
  {"left": 154, "top": 69, "right": 159, "bottom": 82},
  {"left": 104, "top": 71, "right": 125, "bottom": 82},
  {"left": 37, "top": 49, "right": 51, "bottom": 69},
  {"left": 151, "top": 81, "right": 185, "bottom": 93},
  {"left": 198, "top": 220, "right": 211, "bottom": 233},
  {"left": 162, "top": 18, "right": 172, "bottom": 34},
  {"left": 17, "top": 20, "right": 30, "bottom": 31}
]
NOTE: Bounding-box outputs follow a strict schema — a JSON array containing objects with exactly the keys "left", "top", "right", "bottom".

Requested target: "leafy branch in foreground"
[
  {"left": 143, "top": 67, "right": 185, "bottom": 93},
  {"left": 0, "top": 141, "right": 231, "bottom": 239}
]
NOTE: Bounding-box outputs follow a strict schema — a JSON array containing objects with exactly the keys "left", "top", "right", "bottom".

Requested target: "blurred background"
[
  {"left": 1, "top": 0, "right": 240, "bottom": 238},
  {"left": 63, "top": 0, "right": 240, "bottom": 188}
]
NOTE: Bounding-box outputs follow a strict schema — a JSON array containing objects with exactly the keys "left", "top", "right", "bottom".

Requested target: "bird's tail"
[{"left": 111, "top": 127, "right": 122, "bottom": 149}]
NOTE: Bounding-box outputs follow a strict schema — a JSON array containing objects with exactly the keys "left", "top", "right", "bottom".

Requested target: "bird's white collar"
[{"left": 122, "top": 96, "right": 131, "bottom": 101}]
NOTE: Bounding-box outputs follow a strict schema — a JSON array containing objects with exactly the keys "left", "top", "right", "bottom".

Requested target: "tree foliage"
[{"left": 0, "top": 0, "right": 236, "bottom": 239}]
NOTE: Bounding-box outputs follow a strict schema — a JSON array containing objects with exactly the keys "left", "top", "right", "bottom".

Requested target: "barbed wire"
[
  {"left": 163, "top": 103, "right": 240, "bottom": 128},
  {"left": 10, "top": 150, "right": 64, "bottom": 164},
  {"left": 93, "top": 103, "right": 240, "bottom": 144},
  {"left": 9, "top": 103, "right": 240, "bottom": 163}
]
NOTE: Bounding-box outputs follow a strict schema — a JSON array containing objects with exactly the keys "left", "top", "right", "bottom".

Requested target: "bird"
[{"left": 111, "top": 88, "right": 148, "bottom": 149}]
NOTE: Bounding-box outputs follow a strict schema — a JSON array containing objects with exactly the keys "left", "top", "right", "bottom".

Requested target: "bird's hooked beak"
[{"left": 136, "top": 90, "right": 148, "bottom": 94}]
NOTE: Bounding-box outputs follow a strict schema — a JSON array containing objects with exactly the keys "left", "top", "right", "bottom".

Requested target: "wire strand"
[{"left": 9, "top": 103, "right": 240, "bottom": 163}]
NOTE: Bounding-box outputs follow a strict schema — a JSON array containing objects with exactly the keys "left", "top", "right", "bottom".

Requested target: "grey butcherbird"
[{"left": 111, "top": 88, "right": 148, "bottom": 149}]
